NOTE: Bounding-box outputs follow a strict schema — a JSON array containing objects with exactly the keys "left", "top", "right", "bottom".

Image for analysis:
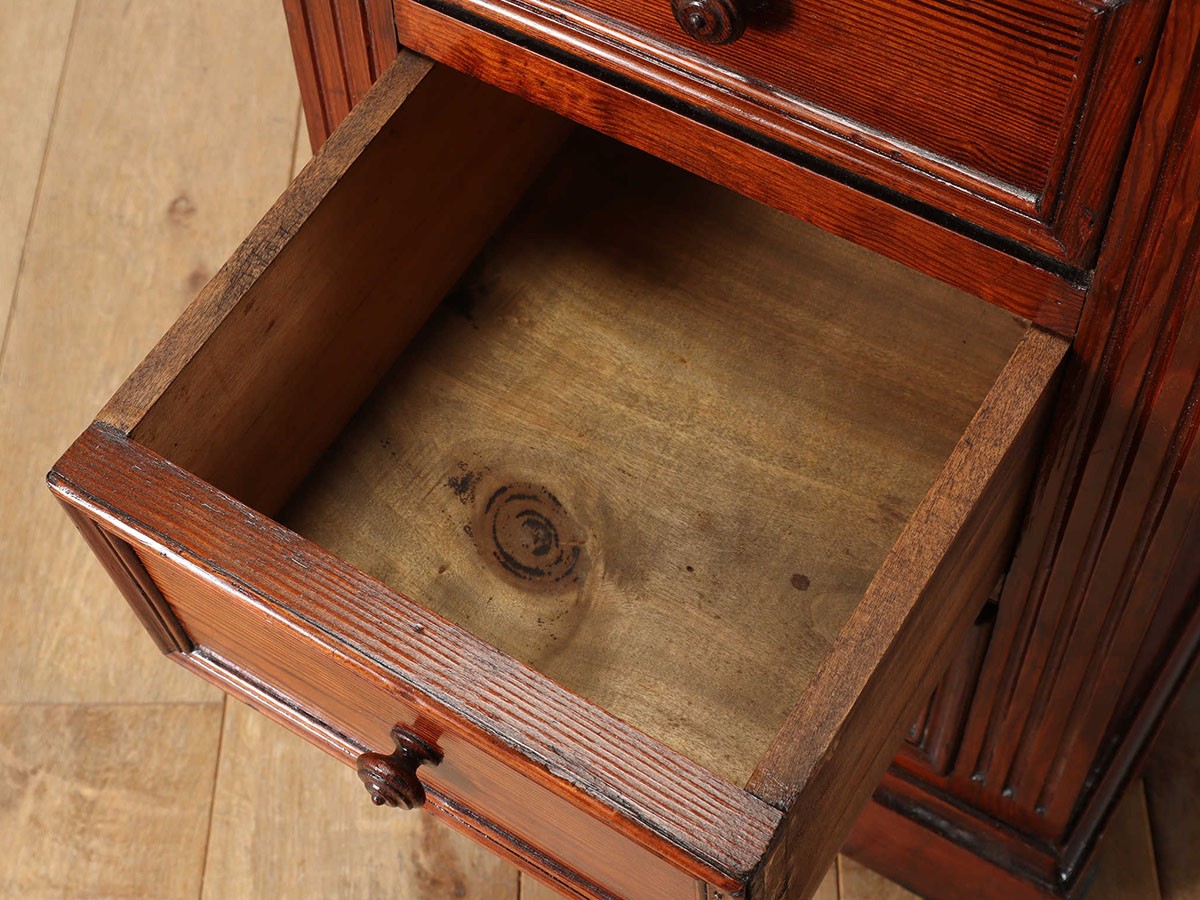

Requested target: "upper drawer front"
[{"left": 395, "top": 0, "right": 1164, "bottom": 265}]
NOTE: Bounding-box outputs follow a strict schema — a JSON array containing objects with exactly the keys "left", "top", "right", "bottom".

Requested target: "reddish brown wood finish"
[
  {"left": 49, "top": 422, "right": 778, "bottom": 899},
  {"left": 176, "top": 647, "right": 609, "bottom": 900},
  {"left": 385, "top": 2, "right": 1085, "bottom": 334},
  {"left": 844, "top": 784, "right": 1059, "bottom": 900},
  {"left": 53, "top": 0, "right": 1200, "bottom": 894},
  {"left": 356, "top": 726, "right": 443, "bottom": 809},
  {"left": 846, "top": 2, "right": 1200, "bottom": 896},
  {"left": 903, "top": 598, "right": 998, "bottom": 778},
  {"left": 283, "top": 0, "right": 399, "bottom": 148},
  {"left": 393, "top": 0, "right": 1165, "bottom": 267}
]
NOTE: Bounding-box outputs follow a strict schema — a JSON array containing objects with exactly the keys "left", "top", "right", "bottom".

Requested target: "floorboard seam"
[{"left": 0, "top": 0, "right": 81, "bottom": 377}]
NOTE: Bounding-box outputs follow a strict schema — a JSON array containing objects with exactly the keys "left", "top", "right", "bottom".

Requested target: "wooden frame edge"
[
  {"left": 49, "top": 477, "right": 193, "bottom": 655},
  {"left": 50, "top": 421, "right": 779, "bottom": 891},
  {"left": 746, "top": 327, "right": 1070, "bottom": 899}
]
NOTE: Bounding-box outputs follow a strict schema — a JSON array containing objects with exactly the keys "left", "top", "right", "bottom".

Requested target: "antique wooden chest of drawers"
[{"left": 52, "top": 0, "right": 1200, "bottom": 897}]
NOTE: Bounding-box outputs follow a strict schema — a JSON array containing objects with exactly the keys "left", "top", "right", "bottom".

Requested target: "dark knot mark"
[{"left": 474, "top": 483, "right": 585, "bottom": 590}]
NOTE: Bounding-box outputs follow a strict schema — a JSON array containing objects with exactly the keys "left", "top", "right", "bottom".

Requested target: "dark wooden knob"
[
  {"left": 355, "top": 726, "right": 442, "bottom": 810},
  {"left": 671, "top": 0, "right": 746, "bottom": 45}
]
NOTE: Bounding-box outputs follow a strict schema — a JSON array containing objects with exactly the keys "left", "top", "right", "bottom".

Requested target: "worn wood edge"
[
  {"left": 390, "top": 3, "right": 1085, "bottom": 336},
  {"left": 52, "top": 495, "right": 192, "bottom": 654},
  {"left": 98, "top": 50, "right": 435, "bottom": 434},
  {"left": 745, "top": 327, "right": 1069, "bottom": 898},
  {"left": 1043, "top": 0, "right": 1169, "bottom": 263},
  {"left": 48, "top": 422, "right": 780, "bottom": 887}
]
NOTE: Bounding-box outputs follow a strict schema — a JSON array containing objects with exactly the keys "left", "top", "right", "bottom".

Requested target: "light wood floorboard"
[
  {"left": 1090, "top": 782, "right": 1162, "bottom": 900},
  {"left": 839, "top": 856, "right": 919, "bottom": 900},
  {"left": 202, "top": 700, "right": 519, "bottom": 899},
  {"left": 0, "top": 0, "right": 1193, "bottom": 897},
  {"left": 0, "top": 0, "right": 297, "bottom": 705},
  {"left": 1146, "top": 667, "right": 1200, "bottom": 900},
  {"left": 0, "top": 0, "right": 76, "bottom": 355},
  {"left": 0, "top": 703, "right": 223, "bottom": 898}
]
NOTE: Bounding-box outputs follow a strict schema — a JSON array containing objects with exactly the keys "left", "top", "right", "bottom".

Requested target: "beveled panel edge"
[
  {"left": 844, "top": 777, "right": 1063, "bottom": 900},
  {"left": 52, "top": 497, "right": 192, "bottom": 655},
  {"left": 396, "top": 0, "right": 1161, "bottom": 267},
  {"left": 177, "top": 647, "right": 623, "bottom": 900},
  {"left": 390, "top": 0, "right": 1087, "bottom": 336},
  {"left": 47, "top": 421, "right": 780, "bottom": 889}
]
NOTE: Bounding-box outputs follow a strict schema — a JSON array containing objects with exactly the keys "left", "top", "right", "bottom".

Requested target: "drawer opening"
[
  {"left": 118, "top": 58, "right": 1029, "bottom": 788},
  {"left": 272, "top": 127, "right": 1026, "bottom": 786},
  {"left": 57, "top": 55, "right": 1071, "bottom": 895},
  {"left": 99, "top": 57, "right": 1032, "bottom": 789}
]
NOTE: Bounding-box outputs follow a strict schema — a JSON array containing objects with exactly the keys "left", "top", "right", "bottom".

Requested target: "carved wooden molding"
[{"left": 283, "top": 0, "right": 400, "bottom": 149}]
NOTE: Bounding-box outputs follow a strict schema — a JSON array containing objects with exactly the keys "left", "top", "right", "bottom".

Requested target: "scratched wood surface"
[{"left": 1, "top": 0, "right": 1192, "bottom": 897}]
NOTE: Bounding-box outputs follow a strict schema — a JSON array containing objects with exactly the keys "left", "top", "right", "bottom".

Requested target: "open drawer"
[{"left": 49, "top": 55, "right": 1068, "bottom": 900}]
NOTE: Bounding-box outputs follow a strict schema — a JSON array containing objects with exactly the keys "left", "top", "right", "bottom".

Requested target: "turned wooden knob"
[
  {"left": 671, "top": 0, "right": 747, "bottom": 45},
  {"left": 356, "top": 726, "right": 442, "bottom": 809}
]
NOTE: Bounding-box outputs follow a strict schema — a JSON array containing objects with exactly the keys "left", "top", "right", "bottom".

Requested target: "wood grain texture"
[
  {"left": 202, "top": 699, "right": 518, "bottom": 899},
  {"left": 136, "top": 550, "right": 728, "bottom": 900},
  {"left": 397, "top": 0, "right": 1165, "bottom": 264},
  {"left": 0, "top": 0, "right": 75, "bottom": 340},
  {"left": 284, "top": 0, "right": 401, "bottom": 149},
  {"left": 102, "top": 56, "right": 571, "bottom": 518},
  {"left": 848, "top": 3, "right": 1200, "bottom": 894},
  {"left": 981, "top": 2, "right": 1200, "bottom": 838},
  {"left": 282, "top": 129, "right": 1026, "bottom": 786},
  {"left": 388, "top": 2, "right": 1085, "bottom": 335},
  {"left": 0, "top": 0, "right": 296, "bottom": 704},
  {"left": 49, "top": 424, "right": 781, "bottom": 896},
  {"left": 0, "top": 703, "right": 223, "bottom": 899},
  {"left": 750, "top": 328, "right": 1068, "bottom": 900}
]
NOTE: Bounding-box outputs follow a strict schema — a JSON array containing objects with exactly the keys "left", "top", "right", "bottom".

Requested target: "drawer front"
[
  {"left": 394, "top": 0, "right": 1165, "bottom": 266},
  {"left": 134, "top": 545, "right": 705, "bottom": 900},
  {"left": 49, "top": 423, "right": 779, "bottom": 900}
]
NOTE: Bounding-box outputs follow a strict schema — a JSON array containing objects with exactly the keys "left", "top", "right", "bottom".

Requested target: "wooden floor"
[{"left": 0, "top": 2, "right": 1193, "bottom": 897}]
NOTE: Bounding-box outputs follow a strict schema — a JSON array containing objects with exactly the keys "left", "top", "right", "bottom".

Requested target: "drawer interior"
[
  {"left": 106, "top": 59, "right": 1027, "bottom": 783},
  {"left": 117, "top": 65, "right": 1024, "bottom": 793},
  {"left": 274, "top": 131, "right": 1024, "bottom": 785}
]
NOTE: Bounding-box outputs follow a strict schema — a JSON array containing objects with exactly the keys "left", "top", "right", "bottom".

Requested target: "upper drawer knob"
[
  {"left": 355, "top": 726, "right": 442, "bottom": 809},
  {"left": 671, "top": 0, "right": 746, "bottom": 45}
]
